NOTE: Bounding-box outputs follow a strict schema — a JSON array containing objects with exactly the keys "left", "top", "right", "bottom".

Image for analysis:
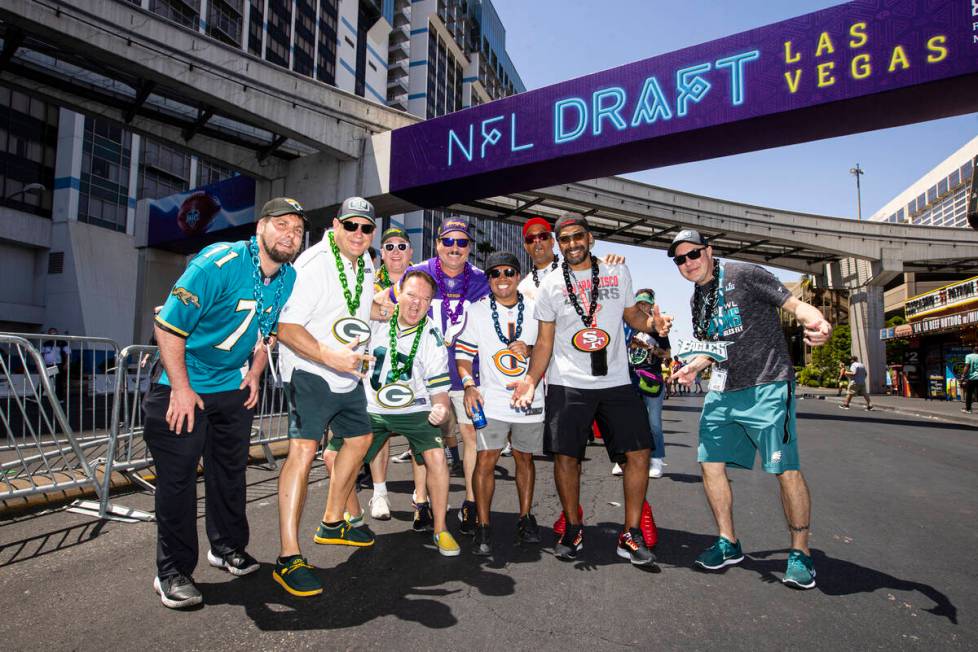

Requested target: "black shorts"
[{"left": 544, "top": 384, "right": 651, "bottom": 463}]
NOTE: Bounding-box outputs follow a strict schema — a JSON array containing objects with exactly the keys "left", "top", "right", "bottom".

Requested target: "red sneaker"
[
  {"left": 641, "top": 500, "right": 658, "bottom": 549},
  {"left": 552, "top": 504, "right": 585, "bottom": 536}
]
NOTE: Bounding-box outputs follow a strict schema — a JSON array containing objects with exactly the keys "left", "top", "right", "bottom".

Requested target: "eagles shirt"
[{"left": 156, "top": 240, "right": 296, "bottom": 394}]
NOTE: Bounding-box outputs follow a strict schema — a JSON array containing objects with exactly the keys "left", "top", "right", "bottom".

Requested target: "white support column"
[
  {"left": 53, "top": 109, "right": 85, "bottom": 224},
  {"left": 242, "top": 0, "right": 252, "bottom": 52},
  {"left": 199, "top": 0, "right": 209, "bottom": 33},
  {"left": 126, "top": 133, "right": 141, "bottom": 235}
]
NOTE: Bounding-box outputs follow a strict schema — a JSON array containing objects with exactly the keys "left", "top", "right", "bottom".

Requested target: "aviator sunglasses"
[
  {"left": 672, "top": 246, "right": 707, "bottom": 266},
  {"left": 384, "top": 242, "right": 409, "bottom": 251},
  {"left": 488, "top": 268, "right": 517, "bottom": 279},
  {"left": 341, "top": 221, "right": 376, "bottom": 235},
  {"left": 440, "top": 237, "right": 470, "bottom": 248},
  {"left": 524, "top": 232, "right": 551, "bottom": 245},
  {"left": 556, "top": 231, "right": 588, "bottom": 245}
]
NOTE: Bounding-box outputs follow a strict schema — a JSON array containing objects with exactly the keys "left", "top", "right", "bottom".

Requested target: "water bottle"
[{"left": 470, "top": 401, "right": 488, "bottom": 429}]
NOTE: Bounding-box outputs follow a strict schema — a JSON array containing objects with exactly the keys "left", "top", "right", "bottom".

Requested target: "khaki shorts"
[
  {"left": 478, "top": 419, "right": 544, "bottom": 453},
  {"left": 846, "top": 381, "right": 869, "bottom": 398},
  {"left": 449, "top": 389, "right": 473, "bottom": 426}
]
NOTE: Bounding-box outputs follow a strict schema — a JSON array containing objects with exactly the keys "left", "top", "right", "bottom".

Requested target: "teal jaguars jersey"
[{"left": 155, "top": 240, "right": 297, "bottom": 393}]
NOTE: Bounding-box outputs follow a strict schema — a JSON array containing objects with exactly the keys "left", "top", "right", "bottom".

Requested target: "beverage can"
[{"left": 470, "top": 401, "right": 488, "bottom": 429}]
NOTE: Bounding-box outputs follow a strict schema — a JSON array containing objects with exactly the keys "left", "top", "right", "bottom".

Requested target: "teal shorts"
[
  {"left": 697, "top": 381, "right": 799, "bottom": 474},
  {"left": 285, "top": 369, "right": 371, "bottom": 441},
  {"left": 327, "top": 411, "right": 444, "bottom": 464}
]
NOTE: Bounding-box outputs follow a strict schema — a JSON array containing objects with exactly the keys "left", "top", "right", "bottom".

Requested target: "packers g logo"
[
  {"left": 333, "top": 317, "right": 371, "bottom": 344},
  {"left": 493, "top": 349, "right": 528, "bottom": 377},
  {"left": 377, "top": 383, "right": 415, "bottom": 409}
]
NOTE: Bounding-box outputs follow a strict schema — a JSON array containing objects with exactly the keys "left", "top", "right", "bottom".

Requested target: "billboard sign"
[
  {"left": 147, "top": 175, "right": 256, "bottom": 248},
  {"left": 389, "top": 0, "right": 978, "bottom": 207}
]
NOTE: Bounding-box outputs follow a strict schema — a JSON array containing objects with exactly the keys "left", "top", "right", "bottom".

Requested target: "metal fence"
[{"left": 1, "top": 334, "right": 292, "bottom": 522}]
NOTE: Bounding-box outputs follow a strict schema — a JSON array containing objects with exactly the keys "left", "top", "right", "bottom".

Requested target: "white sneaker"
[
  {"left": 369, "top": 494, "right": 391, "bottom": 520},
  {"left": 611, "top": 463, "right": 623, "bottom": 476},
  {"left": 501, "top": 442, "right": 513, "bottom": 457},
  {"left": 649, "top": 458, "right": 663, "bottom": 479},
  {"left": 391, "top": 450, "right": 413, "bottom": 464}
]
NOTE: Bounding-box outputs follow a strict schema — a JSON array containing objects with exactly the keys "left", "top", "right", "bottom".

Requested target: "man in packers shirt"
[
  {"left": 669, "top": 229, "right": 831, "bottom": 590},
  {"left": 273, "top": 197, "right": 394, "bottom": 598},
  {"left": 405, "top": 218, "right": 489, "bottom": 535},
  {"left": 455, "top": 252, "right": 544, "bottom": 556},
  {"left": 327, "top": 270, "right": 460, "bottom": 557},
  {"left": 513, "top": 213, "right": 672, "bottom": 568}
]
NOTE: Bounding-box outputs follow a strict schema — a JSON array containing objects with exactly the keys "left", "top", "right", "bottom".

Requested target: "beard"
[
  {"left": 261, "top": 232, "right": 296, "bottom": 264},
  {"left": 563, "top": 245, "right": 589, "bottom": 266}
]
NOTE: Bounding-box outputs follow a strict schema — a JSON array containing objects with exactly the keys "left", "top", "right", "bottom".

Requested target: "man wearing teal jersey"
[{"left": 144, "top": 197, "right": 304, "bottom": 609}]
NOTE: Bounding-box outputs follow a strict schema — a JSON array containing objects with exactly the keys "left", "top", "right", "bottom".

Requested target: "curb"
[{"left": 798, "top": 393, "right": 978, "bottom": 429}]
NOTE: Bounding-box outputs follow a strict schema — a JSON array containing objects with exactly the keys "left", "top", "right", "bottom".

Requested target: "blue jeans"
[{"left": 642, "top": 391, "right": 665, "bottom": 459}]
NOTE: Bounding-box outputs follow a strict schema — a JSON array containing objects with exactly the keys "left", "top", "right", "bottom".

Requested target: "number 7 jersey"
[{"left": 155, "top": 240, "right": 296, "bottom": 393}]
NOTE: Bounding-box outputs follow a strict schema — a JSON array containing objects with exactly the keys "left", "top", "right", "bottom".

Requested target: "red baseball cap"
[{"left": 522, "top": 217, "right": 551, "bottom": 237}]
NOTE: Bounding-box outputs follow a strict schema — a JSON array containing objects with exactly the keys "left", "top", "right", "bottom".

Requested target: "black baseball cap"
[
  {"left": 554, "top": 212, "right": 590, "bottom": 236},
  {"left": 485, "top": 251, "right": 521, "bottom": 274},
  {"left": 667, "top": 229, "right": 708, "bottom": 257},
  {"left": 260, "top": 197, "right": 307, "bottom": 224}
]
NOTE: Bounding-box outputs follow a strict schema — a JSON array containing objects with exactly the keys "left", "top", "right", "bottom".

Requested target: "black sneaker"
[
  {"left": 473, "top": 524, "right": 492, "bottom": 556},
  {"left": 450, "top": 459, "right": 464, "bottom": 477},
  {"left": 457, "top": 500, "right": 477, "bottom": 535},
  {"left": 413, "top": 501, "right": 434, "bottom": 532},
  {"left": 356, "top": 463, "right": 372, "bottom": 491},
  {"left": 616, "top": 528, "right": 656, "bottom": 568},
  {"left": 554, "top": 524, "right": 583, "bottom": 561},
  {"left": 516, "top": 513, "right": 541, "bottom": 544},
  {"left": 153, "top": 574, "right": 202, "bottom": 609},
  {"left": 207, "top": 549, "right": 260, "bottom": 576}
]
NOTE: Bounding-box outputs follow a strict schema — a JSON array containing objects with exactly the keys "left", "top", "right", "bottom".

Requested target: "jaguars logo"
[
  {"left": 492, "top": 349, "right": 528, "bottom": 377},
  {"left": 377, "top": 383, "right": 415, "bottom": 409},
  {"left": 171, "top": 287, "right": 200, "bottom": 308},
  {"left": 333, "top": 317, "right": 371, "bottom": 344}
]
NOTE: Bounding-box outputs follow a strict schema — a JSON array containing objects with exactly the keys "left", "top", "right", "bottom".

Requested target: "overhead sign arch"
[{"left": 389, "top": 0, "right": 978, "bottom": 207}]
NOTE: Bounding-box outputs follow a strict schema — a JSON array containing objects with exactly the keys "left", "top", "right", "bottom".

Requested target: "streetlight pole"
[{"left": 849, "top": 163, "right": 864, "bottom": 221}]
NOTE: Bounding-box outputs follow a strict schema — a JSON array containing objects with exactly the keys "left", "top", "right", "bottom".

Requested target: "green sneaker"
[
  {"left": 272, "top": 555, "right": 323, "bottom": 597},
  {"left": 344, "top": 511, "right": 365, "bottom": 528},
  {"left": 314, "top": 520, "right": 375, "bottom": 547},
  {"left": 782, "top": 549, "right": 816, "bottom": 589},
  {"left": 694, "top": 536, "right": 744, "bottom": 570}
]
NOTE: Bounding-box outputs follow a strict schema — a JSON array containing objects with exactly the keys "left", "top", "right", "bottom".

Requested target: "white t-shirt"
[
  {"left": 517, "top": 258, "right": 560, "bottom": 302},
  {"left": 364, "top": 317, "right": 450, "bottom": 415},
  {"left": 278, "top": 232, "right": 375, "bottom": 392},
  {"left": 534, "top": 260, "right": 635, "bottom": 390},
  {"left": 455, "top": 294, "right": 544, "bottom": 423}
]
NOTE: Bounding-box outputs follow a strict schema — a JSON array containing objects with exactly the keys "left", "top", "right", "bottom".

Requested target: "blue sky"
[{"left": 491, "top": 0, "right": 978, "bottom": 341}]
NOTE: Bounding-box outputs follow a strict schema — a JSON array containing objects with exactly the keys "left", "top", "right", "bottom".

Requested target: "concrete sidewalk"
[{"left": 798, "top": 387, "right": 978, "bottom": 429}]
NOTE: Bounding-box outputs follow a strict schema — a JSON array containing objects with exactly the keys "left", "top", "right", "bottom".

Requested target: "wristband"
[{"left": 461, "top": 374, "right": 474, "bottom": 387}]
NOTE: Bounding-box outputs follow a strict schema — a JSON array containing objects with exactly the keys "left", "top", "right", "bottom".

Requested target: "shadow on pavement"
[
  {"left": 199, "top": 515, "right": 542, "bottom": 631},
  {"left": 650, "top": 528, "right": 957, "bottom": 625},
  {"left": 0, "top": 517, "right": 107, "bottom": 567}
]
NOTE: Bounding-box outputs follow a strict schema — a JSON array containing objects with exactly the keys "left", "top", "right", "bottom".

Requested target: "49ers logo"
[
  {"left": 333, "top": 317, "right": 371, "bottom": 344},
  {"left": 572, "top": 327, "right": 610, "bottom": 352},
  {"left": 493, "top": 349, "right": 528, "bottom": 377},
  {"left": 376, "top": 383, "right": 415, "bottom": 409}
]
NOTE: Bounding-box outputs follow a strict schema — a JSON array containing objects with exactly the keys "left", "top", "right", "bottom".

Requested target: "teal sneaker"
[
  {"left": 313, "top": 521, "right": 375, "bottom": 547},
  {"left": 694, "top": 536, "right": 744, "bottom": 570},
  {"left": 344, "top": 511, "right": 366, "bottom": 528},
  {"left": 272, "top": 555, "right": 323, "bottom": 597},
  {"left": 782, "top": 549, "right": 817, "bottom": 589}
]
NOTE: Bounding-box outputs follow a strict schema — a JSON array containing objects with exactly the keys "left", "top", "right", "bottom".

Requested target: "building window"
[
  {"left": 0, "top": 86, "right": 56, "bottom": 218},
  {"left": 207, "top": 0, "right": 244, "bottom": 47},
  {"left": 248, "top": 0, "right": 264, "bottom": 56},
  {"left": 317, "top": 0, "right": 338, "bottom": 84},
  {"left": 149, "top": 0, "right": 201, "bottom": 29},
  {"left": 79, "top": 117, "right": 132, "bottom": 233},
  {"left": 197, "top": 158, "right": 237, "bottom": 187},
  {"left": 265, "top": 0, "right": 292, "bottom": 67},
  {"left": 139, "top": 139, "right": 191, "bottom": 200},
  {"left": 293, "top": 0, "right": 316, "bottom": 76}
]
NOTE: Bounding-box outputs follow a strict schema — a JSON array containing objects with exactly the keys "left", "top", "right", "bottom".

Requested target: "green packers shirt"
[
  {"left": 155, "top": 240, "right": 296, "bottom": 393},
  {"left": 365, "top": 318, "right": 450, "bottom": 415}
]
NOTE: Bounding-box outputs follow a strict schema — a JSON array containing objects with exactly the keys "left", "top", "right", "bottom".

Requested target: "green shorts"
[
  {"left": 327, "top": 411, "right": 444, "bottom": 464},
  {"left": 697, "top": 381, "right": 799, "bottom": 474},
  {"left": 285, "top": 369, "right": 371, "bottom": 441}
]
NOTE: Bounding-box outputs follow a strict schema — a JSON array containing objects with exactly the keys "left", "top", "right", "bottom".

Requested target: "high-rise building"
[{"left": 0, "top": 0, "right": 528, "bottom": 341}]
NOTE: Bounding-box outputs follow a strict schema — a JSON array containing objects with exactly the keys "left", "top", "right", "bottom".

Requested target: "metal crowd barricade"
[
  {"left": 0, "top": 332, "right": 122, "bottom": 447},
  {"left": 0, "top": 334, "right": 101, "bottom": 504},
  {"left": 250, "top": 348, "right": 290, "bottom": 466}
]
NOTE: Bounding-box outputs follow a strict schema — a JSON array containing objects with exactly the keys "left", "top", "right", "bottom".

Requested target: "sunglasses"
[
  {"left": 384, "top": 242, "right": 409, "bottom": 251},
  {"left": 557, "top": 231, "right": 588, "bottom": 245},
  {"left": 672, "top": 246, "right": 707, "bottom": 266},
  {"left": 524, "top": 232, "right": 551, "bottom": 245},
  {"left": 488, "top": 268, "right": 517, "bottom": 279},
  {"left": 341, "top": 221, "right": 376, "bottom": 235},
  {"left": 440, "top": 237, "right": 470, "bottom": 248}
]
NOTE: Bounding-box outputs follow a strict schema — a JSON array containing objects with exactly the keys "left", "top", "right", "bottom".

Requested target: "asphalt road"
[{"left": 1, "top": 395, "right": 974, "bottom": 650}]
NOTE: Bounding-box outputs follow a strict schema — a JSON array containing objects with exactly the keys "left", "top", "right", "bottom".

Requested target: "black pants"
[
  {"left": 143, "top": 384, "right": 253, "bottom": 579},
  {"left": 966, "top": 381, "right": 978, "bottom": 411}
]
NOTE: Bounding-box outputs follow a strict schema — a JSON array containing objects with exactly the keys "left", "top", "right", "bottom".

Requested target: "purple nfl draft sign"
[{"left": 390, "top": 0, "right": 978, "bottom": 207}]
